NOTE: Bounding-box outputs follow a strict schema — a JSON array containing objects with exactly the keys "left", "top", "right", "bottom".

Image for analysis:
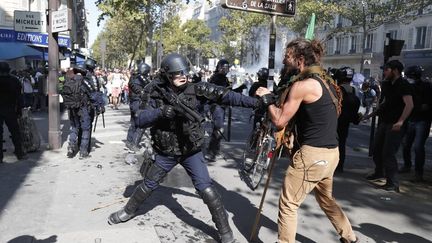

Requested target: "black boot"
[
  {"left": 200, "top": 186, "right": 235, "bottom": 243},
  {"left": 108, "top": 184, "right": 152, "bottom": 225},
  {"left": 67, "top": 144, "right": 77, "bottom": 158},
  {"left": 79, "top": 150, "right": 90, "bottom": 159}
]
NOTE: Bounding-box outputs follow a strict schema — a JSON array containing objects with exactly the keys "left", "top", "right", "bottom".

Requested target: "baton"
[
  {"left": 93, "top": 114, "right": 98, "bottom": 132},
  {"left": 102, "top": 112, "right": 105, "bottom": 128}
]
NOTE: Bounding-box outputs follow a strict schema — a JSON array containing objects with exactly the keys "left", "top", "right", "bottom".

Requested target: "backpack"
[
  {"left": 340, "top": 85, "right": 360, "bottom": 124},
  {"left": 62, "top": 77, "right": 83, "bottom": 108}
]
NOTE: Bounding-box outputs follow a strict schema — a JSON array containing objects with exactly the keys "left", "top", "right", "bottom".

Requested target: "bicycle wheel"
[
  {"left": 242, "top": 128, "right": 263, "bottom": 172},
  {"left": 248, "top": 136, "right": 273, "bottom": 190}
]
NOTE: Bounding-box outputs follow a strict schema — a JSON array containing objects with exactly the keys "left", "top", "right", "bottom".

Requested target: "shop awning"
[{"left": 0, "top": 42, "right": 42, "bottom": 60}]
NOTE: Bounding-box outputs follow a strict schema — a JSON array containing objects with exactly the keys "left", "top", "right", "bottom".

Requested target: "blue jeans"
[
  {"left": 144, "top": 151, "right": 212, "bottom": 192},
  {"left": 402, "top": 120, "right": 432, "bottom": 176},
  {"left": 372, "top": 122, "right": 403, "bottom": 185}
]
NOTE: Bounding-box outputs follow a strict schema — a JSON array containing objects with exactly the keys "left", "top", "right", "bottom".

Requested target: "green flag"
[{"left": 305, "top": 13, "right": 316, "bottom": 40}]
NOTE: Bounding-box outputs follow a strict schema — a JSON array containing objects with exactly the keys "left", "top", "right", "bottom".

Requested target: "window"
[
  {"left": 336, "top": 15, "right": 343, "bottom": 28},
  {"left": 389, "top": 30, "right": 398, "bottom": 39},
  {"left": 335, "top": 37, "right": 341, "bottom": 54},
  {"left": 364, "top": 33, "right": 373, "bottom": 52},
  {"left": 415, "top": 26, "right": 427, "bottom": 49},
  {"left": 350, "top": 36, "right": 357, "bottom": 53}
]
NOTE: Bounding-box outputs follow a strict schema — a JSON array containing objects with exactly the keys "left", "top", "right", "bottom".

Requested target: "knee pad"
[
  {"left": 199, "top": 185, "right": 221, "bottom": 207},
  {"left": 145, "top": 162, "right": 167, "bottom": 185}
]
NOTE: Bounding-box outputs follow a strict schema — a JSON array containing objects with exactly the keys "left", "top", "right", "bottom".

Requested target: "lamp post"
[{"left": 47, "top": 0, "right": 61, "bottom": 149}]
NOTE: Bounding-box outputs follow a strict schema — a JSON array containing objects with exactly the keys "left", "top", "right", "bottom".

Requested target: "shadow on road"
[
  {"left": 354, "top": 223, "right": 432, "bottom": 243},
  {"left": 7, "top": 235, "right": 57, "bottom": 243}
]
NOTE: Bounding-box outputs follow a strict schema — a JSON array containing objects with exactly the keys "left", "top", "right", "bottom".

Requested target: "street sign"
[
  {"left": 14, "top": 10, "right": 46, "bottom": 33},
  {"left": 222, "top": 0, "right": 296, "bottom": 17},
  {"left": 52, "top": 8, "right": 72, "bottom": 33}
]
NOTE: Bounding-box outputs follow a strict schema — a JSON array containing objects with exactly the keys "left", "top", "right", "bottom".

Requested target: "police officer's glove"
[
  {"left": 161, "top": 105, "right": 176, "bottom": 119},
  {"left": 260, "top": 93, "right": 277, "bottom": 108}
]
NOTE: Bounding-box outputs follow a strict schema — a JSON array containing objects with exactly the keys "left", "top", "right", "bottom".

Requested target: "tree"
[
  {"left": 333, "top": 0, "right": 432, "bottom": 72},
  {"left": 91, "top": 15, "right": 147, "bottom": 68}
]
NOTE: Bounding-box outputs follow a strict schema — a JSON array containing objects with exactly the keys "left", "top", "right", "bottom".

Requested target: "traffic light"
[{"left": 384, "top": 36, "right": 405, "bottom": 61}]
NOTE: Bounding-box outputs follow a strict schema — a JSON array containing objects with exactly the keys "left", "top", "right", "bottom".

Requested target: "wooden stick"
[
  {"left": 249, "top": 147, "right": 280, "bottom": 242},
  {"left": 91, "top": 198, "right": 126, "bottom": 211}
]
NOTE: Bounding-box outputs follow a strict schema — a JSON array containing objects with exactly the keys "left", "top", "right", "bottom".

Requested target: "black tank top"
[{"left": 296, "top": 77, "right": 338, "bottom": 148}]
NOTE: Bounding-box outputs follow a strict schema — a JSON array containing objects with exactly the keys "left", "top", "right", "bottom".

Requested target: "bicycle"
[{"left": 239, "top": 113, "right": 276, "bottom": 191}]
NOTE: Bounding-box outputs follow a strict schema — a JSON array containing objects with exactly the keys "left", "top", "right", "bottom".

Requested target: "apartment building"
[{"left": 321, "top": 6, "right": 432, "bottom": 79}]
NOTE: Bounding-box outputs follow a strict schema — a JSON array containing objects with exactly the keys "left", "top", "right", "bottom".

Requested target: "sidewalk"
[{"left": 0, "top": 105, "right": 431, "bottom": 243}]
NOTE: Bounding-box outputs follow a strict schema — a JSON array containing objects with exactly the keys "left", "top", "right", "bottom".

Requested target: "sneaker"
[
  {"left": 377, "top": 183, "right": 400, "bottom": 193},
  {"left": 366, "top": 172, "right": 384, "bottom": 181},
  {"left": 398, "top": 166, "right": 411, "bottom": 173}
]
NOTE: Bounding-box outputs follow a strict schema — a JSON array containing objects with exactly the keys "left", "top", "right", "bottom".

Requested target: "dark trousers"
[
  {"left": 373, "top": 122, "right": 403, "bottom": 185},
  {"left": 23, "top": 93, "right": 34, "bottom": 108},
  {"left": 68, "top": 107, "right": 93, "bottom": 153},
  {"left": 0, "top": 109, "right": 23, "bottom": 161},
  {"left": 144, "top": 151, "right": 212, "bottom": 192},
  {"left": 126, "top": 101, "right": 144, "bottom": 145},
  {"left": 337, "top": 121, "right": 350, "bottom": 171},
  {"left": 402, "top": 120, "right": 432, "bottom": 176},
  {"left": 208, "top": 105, "right": 225, "bottom": 155}
]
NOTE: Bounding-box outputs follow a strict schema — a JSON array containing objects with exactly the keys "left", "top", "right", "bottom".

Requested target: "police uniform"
[
  {"left": 108, "top": 53, "right": 260, "bottom": 243},
  {"left": 206, "top": 72, "right": 230, "bottom": 160},
  {"left": 67, "top": 73, "right": 103, "bottom": 159},
  {"left": 126, "top": 63, "right": 151, "bottom": 152}
]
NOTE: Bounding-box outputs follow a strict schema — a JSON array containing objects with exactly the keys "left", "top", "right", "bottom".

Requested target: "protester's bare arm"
[{"left": 256, "top": 81, "right": 306, "bottom": 130}]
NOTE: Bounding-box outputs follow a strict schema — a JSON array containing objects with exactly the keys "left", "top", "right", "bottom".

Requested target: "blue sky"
[{"left": 85, "top": 0, "right": 105, "bottom": 48}]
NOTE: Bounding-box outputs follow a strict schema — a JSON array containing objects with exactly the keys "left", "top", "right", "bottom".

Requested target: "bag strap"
[{"left": 311, "top": 75, "right": 340, "bottom": 115}]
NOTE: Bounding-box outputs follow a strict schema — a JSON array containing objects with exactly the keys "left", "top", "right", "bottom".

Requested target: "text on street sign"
[{"left": 222, "top": 0, "right": 296, "bottom": 17}]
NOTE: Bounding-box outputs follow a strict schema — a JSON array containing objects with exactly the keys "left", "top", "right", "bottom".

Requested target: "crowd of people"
[{"left": 1, "top": 36, "right": 431, "bottom": 243}]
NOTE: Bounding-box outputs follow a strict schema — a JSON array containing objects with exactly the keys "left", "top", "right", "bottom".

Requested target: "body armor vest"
[{"left": 148, "top": 83, "right": 204, "bottom": 156}]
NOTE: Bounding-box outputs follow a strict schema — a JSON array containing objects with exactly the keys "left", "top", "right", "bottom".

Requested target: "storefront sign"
[
  {"left": 0, "top": 28, "right": 71, "bottom": 48},
  {"left": 14, "top": 10, "right": 46, "bottom": 33}
]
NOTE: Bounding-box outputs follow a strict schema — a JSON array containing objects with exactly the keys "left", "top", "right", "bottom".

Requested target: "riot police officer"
[
  {"left": 108, "top": 53, "right": 261, "bottom": 243},
  {"left": 205, "top": 59, "right": 231, "bottom": 161},
  {"left": 0, "top": 62, "right": 27, "bottom": 163},
  {"left": 125, "top": 62, "right": 152, "bottom": 152},
  {"left": 63, "top": 63, "right": 103, "bottom": 159}
]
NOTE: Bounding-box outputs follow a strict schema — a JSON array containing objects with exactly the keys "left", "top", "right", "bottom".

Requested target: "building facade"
[
  {"left": 321, "top": 6, "right": 432, "bottom": 80},
  {"left": 0, "top": 0, "right": 88, "bottom": 69}
]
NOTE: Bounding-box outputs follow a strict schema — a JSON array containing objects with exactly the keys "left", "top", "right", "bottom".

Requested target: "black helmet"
[
  {"left": 0, "top": 62, "right": 11, "bottom": 73},
  {"left": 257, "top": 67, "right": 269, "bottom": 81},
  {"left": 216, "top": 59, "right": 230, "bottom": 72},
  {"left": 84, "top": 59, "right": 96, "bottom": 71},
  {"left": 73, "top": 63, "right": 87, "bottom": 75},
  {"left": 138, "top": 62, "right": 151, "bottom": 76},
  {"left": 160, "top": 53, "right": 190, "bottom": 82},
  {"left": 404, "top": 65, "right": 423, "bottom": 79},
  {"left": 334, "top": 67, "right": 354, "bottom": 83}
]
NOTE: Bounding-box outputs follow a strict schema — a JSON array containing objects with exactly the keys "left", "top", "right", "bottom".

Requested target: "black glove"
[
  {"left": 260, "top": 93, "right": 277, "bottom": 108},
  {"left": 161, "top": 105, "right": 176, "bottom": 119}
]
